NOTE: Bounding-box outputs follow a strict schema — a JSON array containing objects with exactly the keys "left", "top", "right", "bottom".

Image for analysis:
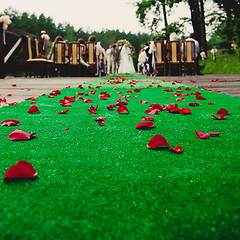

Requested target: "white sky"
[{"left": 2, "top": 0, "right": 217, "bottom": 35}]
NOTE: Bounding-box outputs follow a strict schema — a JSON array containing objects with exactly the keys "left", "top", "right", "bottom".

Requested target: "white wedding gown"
[{"left": 118, "top": 46, "right": 136, "bottom": 74}]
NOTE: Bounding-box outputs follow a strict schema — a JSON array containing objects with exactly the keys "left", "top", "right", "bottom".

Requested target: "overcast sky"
[{"left": 2, "top": 0, "right": 216, "bottom": 35}]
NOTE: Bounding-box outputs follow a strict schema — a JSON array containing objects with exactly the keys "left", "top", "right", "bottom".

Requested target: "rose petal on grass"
[
  {"left": 27, "top": 106, "right": 40, "bottom": 114},
  {"left": 4, "top": 161, "right": 37, "bottom": 180},
  {"left": 9, "top": 130, "right": 37, "bottom": 141},
  {"left": 149, "top": 104, "right": 163, "bottom": 111},
  {"left": 57, "top": 108, "right": 69, "bottom": 114},
  {"left": 140, "top": 100, "right": 148, "bottom": 104},
  {"left": 217, "top": 108, "right": 229, "bottom": 115},
  {"left": 195, "top": 130, "right": 209, "bottom": 139},
  {"left": 1, "top": 119, "right": 20, "bottom": 126},
  {"left": 207, "top": 102, "right": 215, "bottom": 105},
  {"left": 195, "top": 95, "right": 206, "bottom": 100},
  {"left": 179, "top": 108, "right": 192, "bottom": 115},
  {"left": 94, "top": 117, "right": 106, "bottom": 121},
  {"left": 136, "top": 122, "right": 154, "bottom": 129},
  {"left": 98, "top": 121, "right": 105, "bottom": 126},
  {"left": 189, "top": 103, "right": 201, "bottom": 106},
  {"left": 117, "top": 106, "right": 129, "bottom": 114},
  {"left": 141, "top": 117, "right": 154, "bottom": 121},
  {"left": 147, "top": 134, "right": 182, "bottom": 153},
  {"left": 210, "top": 113, "right": 227, "bottom": 120},
  {"left": 208, "top": 132, "right": 220, "bottom": 137},
  {"left": 144, "top": 109, "right": 160, "bottom": 115}
]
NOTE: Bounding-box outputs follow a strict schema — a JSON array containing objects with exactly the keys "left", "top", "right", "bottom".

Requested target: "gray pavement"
[{"left": 0, "top": 74, "right": 239, "bottom": 107}]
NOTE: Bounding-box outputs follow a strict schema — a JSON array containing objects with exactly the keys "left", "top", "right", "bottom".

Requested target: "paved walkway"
[{"left": 0, "top": 74, "right": 239, "bottom": 107}]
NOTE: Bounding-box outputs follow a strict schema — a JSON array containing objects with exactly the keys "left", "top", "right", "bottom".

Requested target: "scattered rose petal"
[
  {"left": 88, "top": 105, "right": 98, "bottom": 114},
  {"left": 179, "top": 108, "right": 192, "bottom": 115},
  {"left": 27, "top": 106, "right": 40, "bottom": 114},
  {"left": 195, "top": 130, "right": 209, "bottom": 139},
  {"left": 149, "top": 104, "right": 163, "bottom": 111},
  {"left": 12, "top": 84, "right": 17, "bottom": 87},
  {"left": 208, "top": 132, "right": 220, "bottom": 137},
  {"left": 7, "top": 102, "right": 18, "bottom": 105},
  {"left": 57, "top": 108, "right": 69, "bottom": 114},
  {"left": 65, "top": 127, "right": 69, "bottom": 130},
  {"left": 3, "top": 161, "right": 37, "bottom": 180},
  {"left": 98, "top": 121, "right": 105, "bottom": 126},
  {"left": 207, "top": 102, "right": 215, "bottom": 105},
  {"left": 147, "top": 134, "right": 182, "bottom": 153},
  {"left": 189, "top": 103, "right": 200, "bottom": 106},
  {"left": 136, "top": 122, "right": 154, "bottom": 129},
  {"left": 195, "top": 95, "right": 206, "bottom": 100},
  {"left": 94, "top": 117, "right": 106, "bottom": 121},
  {"left": 176, "top": 98, "right": 185, "bottom": 101},
  {"left": 141, "top": 117, "right": 154, "bottom": 121},
  {"left": 217, "top": 108, "right": 229, "bottom": 115},
  {"left": 140, "top": 100, "right": 148, "bottom": 104},
  {"left": 144, "top": 109, "right": 160, "bottom": 115},
  {"left": 1, "top": 119, "right": 20, "bottom": 126},
  {"left": 83, "top": 98, "right": 93, "bottom": 103},
  {"left": 9, "top": 130, "right": 37, "bottom": 141},
  {"left": 210, "top": 112, "right": 227, "bottom": 120},
  {"left": 117, "top": 106, "right": 129, "bottom": 114}
]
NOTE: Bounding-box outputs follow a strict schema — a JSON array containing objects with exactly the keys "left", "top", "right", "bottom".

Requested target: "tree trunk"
[
  {"left": 0, "top": 23, "right": 5, "bottom": 78},
  {"left": 188, "top": 0, "right": 203, "bottom": 47},
  {"left": 161, "top": 0, "right": 169, "bottom": 39},
  {"left": 199, "top": 0, "right": 207, "bottom": 52}
]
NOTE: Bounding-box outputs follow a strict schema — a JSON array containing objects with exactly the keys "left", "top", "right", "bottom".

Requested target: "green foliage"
[{"left": 201, "top": 51, "right": 240, "bottom": 73}]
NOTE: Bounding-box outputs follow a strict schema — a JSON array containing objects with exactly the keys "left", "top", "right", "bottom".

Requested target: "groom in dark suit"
[{"left": 144, "top": 43, "right": 153, "bottom": 75}]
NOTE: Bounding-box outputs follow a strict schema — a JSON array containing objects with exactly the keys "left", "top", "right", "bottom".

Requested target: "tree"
[
  {"left": 135, "top": 0, "right": 208, "bottom": 51},
  {"left": 212, "top": 0, "right": 240, "bottom": 46}
]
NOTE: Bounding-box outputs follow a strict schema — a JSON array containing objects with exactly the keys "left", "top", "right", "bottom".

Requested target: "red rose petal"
[
  {"left": 176, "top": 98, "right": 185, "bottom": 101},
  {"left": 195, "top": 95, "right": 206, "bottom": 100},
  {"left": 98, "top": 121, "right": 105, "bottom": 126},
  {"left": 94, "top": 117, "right": 106, "bottom": 121},
  {"left": 64, "top": 127, "right": 69, "bottom": 130},
  {"left": 208, "top": 132, "right": 220, "bottom": 137},
  {"left": 7, "top": 102, "right": 18, "bottom": 105},
  {"left": 179, "top": 108, "right": 192, "bottom": 115},
  {"left": 195, "top": 130, "right": 209, "bottom": 139},
  {"left": 117, "top": 106, "right": 129, "bottom": 114},
  {"left": 141, "top": 117, "right": 154, "bottom": 121},
  {"left": 9, "top": 130, "right": 37, "bottom": 141},
  {"left": 4, "top": 161, "right": 37, "bottom": 180},
  {"left": 207, "top": 102, "right": 215, "bottom": 105},
  {"left": 217, "top": 108, "right": 229, "bottom": 115},
  {"left": 136, "top": 122, "right": 154, "bottom": 129},
  {"left": 149, "top": 104, "right": 163, "bottom": 111},
  {"left": 189, "top": 103, "right": 201, "bottom": 106},
  {"left": 210, "top": 112, "right": 227, "bottom": 120},
  {"left": 140, "top": 100, "right": 148, "bottom": 104},
  {"left": 27, "top": 105, "right": 40, "bottom": 114},
  {"left": 1, "top": 119, "right": 20, "bottom": 126},
  {"left": 57, "top": 108, "right": 69, "bottom": 114},
  {"left": 147, "top": 134, "right": 182, "bottom": 153}
]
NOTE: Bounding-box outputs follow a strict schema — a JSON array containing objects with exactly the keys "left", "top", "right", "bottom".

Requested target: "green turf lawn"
[{"left": 0, "top": 74, "right": 240, "bottom": 240}]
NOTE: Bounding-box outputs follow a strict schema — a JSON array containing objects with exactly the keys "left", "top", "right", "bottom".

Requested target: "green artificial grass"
[{"left": 0, "top": 74, "right": 240, "bottom": 240}]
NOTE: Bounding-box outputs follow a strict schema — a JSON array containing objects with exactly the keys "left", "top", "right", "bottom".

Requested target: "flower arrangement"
[
  {"left": 116, "top": 39, "right": 135, "bottom": 57},
  {"left": 0, "top": 12, "right": 11, "bottom": 30}
]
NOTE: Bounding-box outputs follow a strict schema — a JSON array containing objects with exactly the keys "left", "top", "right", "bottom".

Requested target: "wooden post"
[{"left": 0, "top": 23, "right": 5, "bottom": 78}]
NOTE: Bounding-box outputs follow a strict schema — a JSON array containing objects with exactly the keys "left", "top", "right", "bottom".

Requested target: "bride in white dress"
[{"left": 118, "top": 43, "right": 136, "bottom": 74}]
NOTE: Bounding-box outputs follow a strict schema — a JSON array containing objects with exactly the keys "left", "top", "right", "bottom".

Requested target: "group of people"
[{"left": 40, "top": 31, "right": 202, "bottom": 77}]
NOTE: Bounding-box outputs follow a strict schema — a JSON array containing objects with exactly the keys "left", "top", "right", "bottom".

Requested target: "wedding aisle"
[{"left": 0, "top": 74, "right": 240, "bottom": 239}]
